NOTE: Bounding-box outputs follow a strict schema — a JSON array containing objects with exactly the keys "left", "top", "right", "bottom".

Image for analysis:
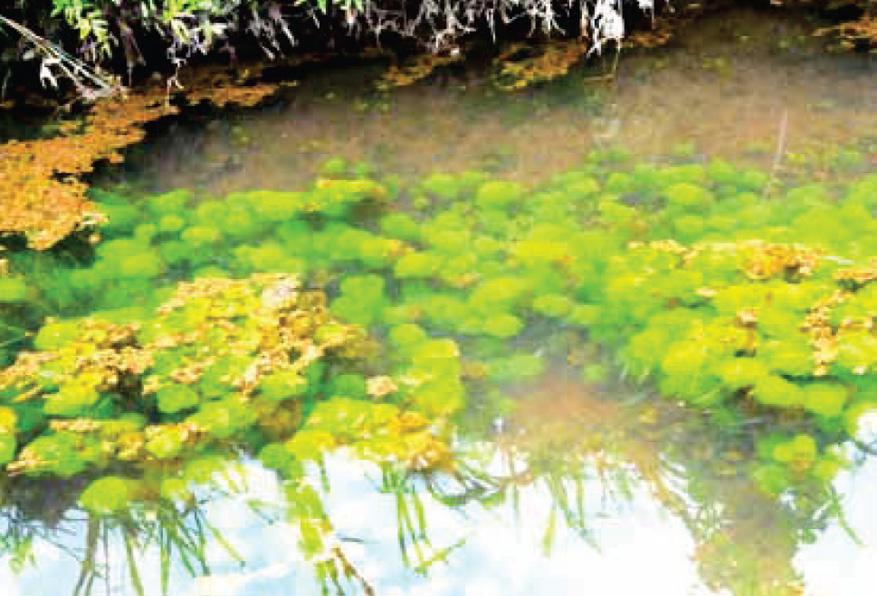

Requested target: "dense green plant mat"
[
  {"left": 2, "top": 150, "right": 877, "bottom": 520},
  {"left": 0, "top": 270, "right": 458, "bottom": 498}
]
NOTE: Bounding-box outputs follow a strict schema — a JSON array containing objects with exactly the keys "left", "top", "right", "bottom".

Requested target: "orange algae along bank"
[{"left": 0, "top": 69, "right": 280, "bottom": 250}]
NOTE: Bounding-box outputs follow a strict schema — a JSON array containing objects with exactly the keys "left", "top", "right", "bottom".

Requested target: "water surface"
[
  {"left": 109, "top": 8, "right": 877, "bottom": 195},
  {"left": 5, "top": 7, "right": 877, "bottom": 596}
]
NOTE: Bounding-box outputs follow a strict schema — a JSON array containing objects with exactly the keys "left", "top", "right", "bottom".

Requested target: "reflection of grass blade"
[
  {"left": 72, "top": 517, "right": 99, "bottom": 596},
  {"left": 544, "top": 473, "right": 600, "bottom": 550},
  {"left": 205, "top": 519, "right": 245, "bottom": 565},
  {"left": 575, "top": 477, "right": 585, "bottom": 526},
  {"left": 123, "top": 529, "right": 146, "bottom": 596},
  {"left": 412, "top": 538, "right": 466, "bottom": 575},
  {"left": 185, "top": 509, "right": 211, "bottom": 575},
  {"left": 824, "top": 488, "right": 863, "bottom": 547},
  {"left": 245, "top": 497, "right": 283, "bottom": 524},
  {"left": 395, "top": 489, "right": 411, "bottom": 568},
  {"left": 331, "top": 545, "right": 376, "bottom": 596},
  {"left": 319, "top": 459, "right": 331, "bottom": 493},
  {"left": 397, "top": 483, "right": 431, "bottom": 568},
  {"left": 160, "top": 528, "right": 171, "bottom": 596},
  {"left": 542, "top": 506, "right": 557, "bottom": 556},
  {"left": 411, "top": 490, "right": 430, "bottom": 544},
  {"left": 159, "top": 510, "right": 203, "bottom": 576},
  {"left": 383, "top": 464, "right": 465, "bottom": 572},
  {"left": 218, "top": 463, "right": 246, "bottom": 494},
  {"left": 423, "top": 458, "right": 507, "bottom": 508}
]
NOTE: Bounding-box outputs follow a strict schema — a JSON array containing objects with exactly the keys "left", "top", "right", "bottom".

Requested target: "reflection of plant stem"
[
  {"left": 331, "top": 546, "right": 376, "bottom": 596},
  {"left": 102, "top": 522, "right": 110, "bottom": 596},
  {"left": 160, "top": 526, "right": 171, "bottom": 596},
  {"left": 825, "top": 488, "right": 863, "bottom": 547},
  {"left": 0, "top": 335, "right": 27, "bottom": 350},
  {"left": 206, "top": 519, "right": 245, "bottom": 565},
  {"left": 123, "top": 528, "right": 146, "bottom": 596},
  {"left": 171, "top": 508, "right": 210, "bottom": 575},
  {"left": 854, "top": 439, "right": 877, "bottom": 456},
  {"left": 412, "top": 538, "right": 466, "bottom": 575},
  {"left": 766, "top": 108, "right": 790, "bottom": 197},
  {"left": 72, "top": 516, "right": 99, "bottom": 596}
]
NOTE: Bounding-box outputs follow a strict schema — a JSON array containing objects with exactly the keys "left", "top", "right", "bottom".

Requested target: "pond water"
[
  {"left": 4, "top": 7, "right": 877, "bottom": 596},
  {"left": 111, "top": 8, "right": 877, "bottom": 194}
]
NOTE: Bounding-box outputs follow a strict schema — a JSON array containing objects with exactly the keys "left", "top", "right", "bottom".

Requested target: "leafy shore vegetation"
[
  {"left": 1, "top": 0, "right": 635, "bottom": 85},
  {"left": 1, "top": 0, "right": 871, "bottom": 253},
  {"left": 1, "top": 0, "right": 874, "bottom": 100},
  {"left": 0, "top": 149, "right": 876, "bottom": 590}
]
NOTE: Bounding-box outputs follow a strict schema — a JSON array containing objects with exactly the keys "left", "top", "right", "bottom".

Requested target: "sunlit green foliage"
[
  {"left": 0, "top": 267, "right": 462, "bottom": 523},
  {"left": 1, "top": 149, "right": 877, "bottom": 596},
  {"left": 0, "top": 0, "right": 633, "bottom": 94}
]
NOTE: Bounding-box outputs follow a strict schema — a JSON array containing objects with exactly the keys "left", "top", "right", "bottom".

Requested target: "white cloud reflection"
[{"left": 6, "top": 452, "right": 877, "bottom": 595}]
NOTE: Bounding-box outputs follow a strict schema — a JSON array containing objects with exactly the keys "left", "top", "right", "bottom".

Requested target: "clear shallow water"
[
  {"left": 6, "top": 7, "right": 877, "bottom": 596},
  {"left": 105, "top": 9, "right": 877, "bottom": 196}
]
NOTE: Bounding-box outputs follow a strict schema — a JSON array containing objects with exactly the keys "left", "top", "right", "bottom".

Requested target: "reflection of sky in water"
[
  {"left": 6, "top": 450, "right": 877, "bottom": 595},
  {"left": 313, "top": 454, "right": 705, "bottom": 596},
  {"left": 797, "top": 459, "right": 877, "bottom": 596}
]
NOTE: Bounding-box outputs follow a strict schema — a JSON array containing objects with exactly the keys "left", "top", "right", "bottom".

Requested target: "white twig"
[{"left": 0, "top": 14, "right": 120, "bottom": 99}]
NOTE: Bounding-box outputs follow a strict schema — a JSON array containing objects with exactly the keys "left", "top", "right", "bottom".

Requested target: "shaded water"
[
  {"left": 6, "top": 7, "right": 877, "bottom": 596},
  {"left": 110, "top": 9, "right": 877, "bottom": 195}
]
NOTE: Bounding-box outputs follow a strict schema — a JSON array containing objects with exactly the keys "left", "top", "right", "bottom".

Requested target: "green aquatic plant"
[
  {"left": 3, "top": 143, "right": 877, "bottom": 596},
  {"left": 2, "top": 149, "right": 877, "bottom": 596},
  {"left": 5, "top": 159, "right": 877, "bottom": 501},
  {"left": 0, "top": 270, "right": 463, "bottom": 527},
  {"left": 78, "top": 476, "right": 132, "bottom": 514},
  {"left": 0, "top": 278, "right": 29, "bottom": 303}
]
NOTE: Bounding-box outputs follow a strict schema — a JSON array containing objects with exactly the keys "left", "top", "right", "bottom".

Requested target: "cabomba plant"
[
  {"left": 0, "top": 270, "right": 461, "bottom": 503},
  {"left": 0, "top": 148, "right": 875, "bottom": 503},
  {"left": 0, "top": 146, "right": 874, "bottom": 596}
]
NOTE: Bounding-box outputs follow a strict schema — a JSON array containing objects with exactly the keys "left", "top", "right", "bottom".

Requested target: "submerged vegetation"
[
  {"left": 2, "top": 149, "right": 877, "bottom": 485},
  {"left": 0, "top": 127, "right": 875, "bottom": 590},
  {"left": 0, "top": 146, "right": 875, "bottom": 596}
]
